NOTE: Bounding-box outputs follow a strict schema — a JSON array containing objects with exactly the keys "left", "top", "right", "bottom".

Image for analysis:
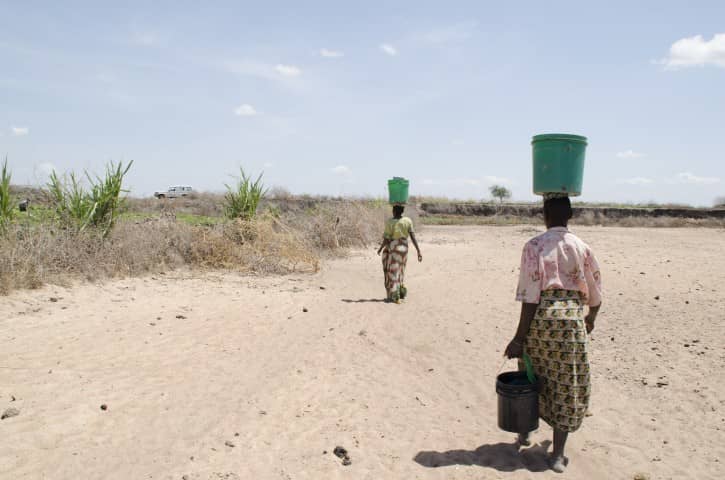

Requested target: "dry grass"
[
  {"left": 422, "top": 211, "right": 725, "bottom": 228},
  {"left": 0, "top": 217, "right": 321, "bottom": 294},
  {"left": 126, "top": 192, "right": 225, "bottom": 217},
  {"left": 282, "top": 201, "right": 390, "bottom": 250},
  {"left": 573, "top": 210, "right": 725, "bottom": 228},
  {"left": 0, "top": 200, "right": 398, "bottom": 294}
]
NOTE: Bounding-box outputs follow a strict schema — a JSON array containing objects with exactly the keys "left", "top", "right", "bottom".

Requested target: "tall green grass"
[
  {"left": 0, "top": 158, "right": 15, "bottom": 230},
  {"left": 224, "top": 168, "right": 268, "bottom": 220},
  {"left": 48, "top": 160, "right": 133, "bottom": 237}
]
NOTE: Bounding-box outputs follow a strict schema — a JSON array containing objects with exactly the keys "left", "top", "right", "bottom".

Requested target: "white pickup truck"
[{"left": 154, "top": 186, "right": 193, "bottom": 199}]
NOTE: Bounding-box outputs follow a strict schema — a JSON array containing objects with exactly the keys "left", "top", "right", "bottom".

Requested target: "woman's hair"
[
  {"left": 543, "top": 196, "right": 572, "bottom": 226},
  {"left": 392, "top": 205, "right": 405, "bottom": 217}
]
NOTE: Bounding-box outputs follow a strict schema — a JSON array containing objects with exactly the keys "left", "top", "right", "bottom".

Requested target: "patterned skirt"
[
  {"left": 382, "top": 238, "right": 408, "bottom": 302},
  {"left": 523, "top": 289, "right": 590, "bottom": 433}
]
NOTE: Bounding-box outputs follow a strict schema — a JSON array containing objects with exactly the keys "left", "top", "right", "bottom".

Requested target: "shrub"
[
  {"left": 269, "top": 186, "right": 293, "bottom": 201},
  {"left": 0, "top": 197, "right": 398, "bottom": 294},
  {"left": 48, "top": 160, "right": 133, "bottom": 237},
  {"left": 0, "top": 158, "right": 15, "bottom": 230},
  {"left": 224, "top": 168, "right": 268, "bottom": 220}
]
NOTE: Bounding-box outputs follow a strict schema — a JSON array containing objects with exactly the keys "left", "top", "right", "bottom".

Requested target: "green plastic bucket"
[
  {"left": 388, "top": 177, "right": 409, "bottom": 204},
  {"left": 532, "top": 134, "right": 587, "bottom": 196}
]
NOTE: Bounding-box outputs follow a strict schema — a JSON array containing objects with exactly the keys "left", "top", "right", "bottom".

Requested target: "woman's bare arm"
[
  {"left": 505, "top": 303, "right": 538, "bottom": 358},
  {"left": 409, "top": 231, "right": 422, "bottom": 261},
  {"left": 585, "top": 303, "right": 601, "bottom": 333}
]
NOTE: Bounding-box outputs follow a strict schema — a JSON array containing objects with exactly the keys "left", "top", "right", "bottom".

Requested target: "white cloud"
[
  {"left": 658, "top": 33, "right": 725, "bottom": 69},
  {"left": 617, "top": 177, "right": 654, "bottom": 185},
  {"left": 234, "top": 104, "right": 257, "bottom": 116},
  {"left": 320, "top": 48, "right": 344, "bottom": 58},
  {"left": 331, "top": 165, "right": 351, "bottom": 175},
  {"left": 275, "top": 64, "right": 301, "bottom": 77},
  {"left": 451, "top": 139, "right": 465, "bottom": 146},
  {"left": 674, "top": 172, "right": 720, "bottom": 185},
  {"left": 263, "top": 162, "right": 274, "bottom": 168},
  {"left": 380, "top": 44, "right": 398, "bottom": 56},
  {"left": 616, "top": 150, "right": 646, "bottom": 159},
  {"left": 11, "top": 126, "right": 29, "bottom": 136},
  {"left": 483, "top": 175, "right": 513, "bottom": 185},
  {"left": 422, "top": 179, "right": 437, "bottom": 185}
]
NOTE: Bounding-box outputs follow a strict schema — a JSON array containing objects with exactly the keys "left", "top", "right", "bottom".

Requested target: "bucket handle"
[{"left": 497, "top": 354, "right": 537, "bottom": 384}]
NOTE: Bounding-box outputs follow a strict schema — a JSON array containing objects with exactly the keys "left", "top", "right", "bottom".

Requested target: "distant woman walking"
[
  {"left": 377, "top": 205, "right": 422, "bottom": 303},
  {"left": 505, "top": 195, "right": 602, "bottom": 473}
]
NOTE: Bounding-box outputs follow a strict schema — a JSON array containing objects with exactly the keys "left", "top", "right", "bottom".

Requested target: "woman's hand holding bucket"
[{"left": 504, "top": 338, "right": 524, "bottom": 359}]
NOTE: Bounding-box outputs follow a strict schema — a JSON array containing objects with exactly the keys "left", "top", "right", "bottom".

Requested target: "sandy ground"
[{"left": 1, "top": 225, "right": 724, "bottom": 480}]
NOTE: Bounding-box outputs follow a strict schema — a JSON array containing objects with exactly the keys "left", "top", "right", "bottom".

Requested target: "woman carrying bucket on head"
[
  {"left": 377, "top": 178, "right": 422, "bottom": 303},
  {"left": 504, "top": 135, "right": 603, "bottom": 473}
]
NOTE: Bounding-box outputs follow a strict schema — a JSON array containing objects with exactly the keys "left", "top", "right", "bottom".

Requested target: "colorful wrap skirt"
[
  {"left": 382, "top": 238, "right": 408, "bottom": 302},
  {"left": 523, "top": 289, "right": 591, "bottom": 433}
]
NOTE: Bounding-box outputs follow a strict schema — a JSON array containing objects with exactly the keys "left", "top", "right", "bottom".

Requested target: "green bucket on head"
[
  {"left": 532, "top": 134, "right": 587, "bottom": 197},
  {"left": 388, "top": 177, "right": 409, "bottom": 205}
]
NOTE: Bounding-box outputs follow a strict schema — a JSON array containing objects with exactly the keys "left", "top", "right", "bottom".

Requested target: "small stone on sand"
[
  {"left": 333, "top": 446, "right": 351, "bottom": 465},
  {"left": 1, "top": 408, "right": 20, "bottom": 420}
]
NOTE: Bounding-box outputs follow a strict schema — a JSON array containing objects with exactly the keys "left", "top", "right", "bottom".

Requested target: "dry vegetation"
[
  {"left": 419, "top": 201, "right": 725, "bottom": 228},
  {"left": 4, "top": 178, "right": 721, "bottom": 295},
  {"left": 574, "top": 209, "right": 725, "bottom": 228},
  {"left": 0, "top": 200, "right": 389, "bottom": 295},
  {"left": 126, "top": 192, "right": 225, "bottom": 217},
  {"left": 422, "top": 211, "right": 725, "bottom": 228}
]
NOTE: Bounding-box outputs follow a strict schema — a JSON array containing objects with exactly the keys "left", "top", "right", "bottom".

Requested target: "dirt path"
[{"left": 1, "top": 226, "right": 724, "bottom": 479}]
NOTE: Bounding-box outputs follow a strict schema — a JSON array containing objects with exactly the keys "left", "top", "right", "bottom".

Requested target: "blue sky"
[{"left": 1, "top": 1, "right": 724, "bottom": 205}]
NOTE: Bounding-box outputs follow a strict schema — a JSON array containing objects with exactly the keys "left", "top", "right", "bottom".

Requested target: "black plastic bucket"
[{"left": 496, "top": 371, "right": 539, "bottom": 433}]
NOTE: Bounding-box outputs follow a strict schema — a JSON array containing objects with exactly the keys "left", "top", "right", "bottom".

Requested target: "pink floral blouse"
[{"left": 515, "top": 227, "right": 602, "bottom": 306}]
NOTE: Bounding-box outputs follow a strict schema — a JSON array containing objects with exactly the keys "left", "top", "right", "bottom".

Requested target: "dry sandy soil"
[{"left": 1, "top": 226, "right": 724, "bottom": 480}]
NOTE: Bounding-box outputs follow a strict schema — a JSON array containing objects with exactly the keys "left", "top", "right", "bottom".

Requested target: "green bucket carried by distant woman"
[
  {"left": 532, "top": 134, "right": 588, "bottom": 196},
  {"left": 388, "top": 177, "right": 409, "bottom": 205}
]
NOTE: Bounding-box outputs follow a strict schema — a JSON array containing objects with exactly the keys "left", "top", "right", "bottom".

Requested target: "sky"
[{"left": 1, "top": 1, "right": 724, "bottom": 206}]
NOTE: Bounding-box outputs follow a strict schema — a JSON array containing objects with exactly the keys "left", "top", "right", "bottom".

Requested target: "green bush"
[
  {"left": 0, "top": 158, "right": 15, "bottom": 230},
  {"left": 48, "top": 160, "right": 133, "bottom": 237},
  {"left": 224, "top": 168, "right": 268, "bottom": 220}
]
